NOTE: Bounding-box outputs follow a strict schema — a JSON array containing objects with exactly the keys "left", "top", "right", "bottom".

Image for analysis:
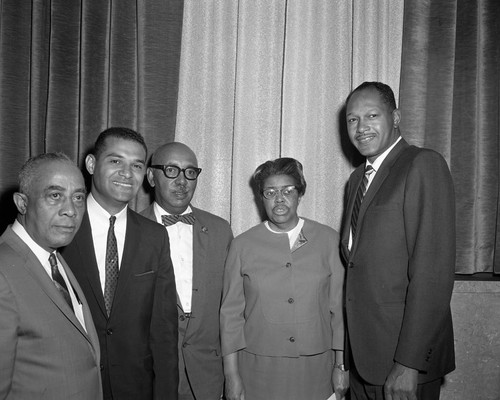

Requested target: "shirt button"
[
  {"left": 289, "top": 337, "right": 295, "bottom": 343},
  {"left": 288, "top": 298, "right": 294, "bottom": 304},
  {"left": 285, "top": 262, "right": 291, "bottom": 268}
]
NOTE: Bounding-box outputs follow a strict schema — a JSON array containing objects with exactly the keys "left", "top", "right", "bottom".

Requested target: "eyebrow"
[{"left": 106, "top": 152, "right": 146, "bottom": 164}]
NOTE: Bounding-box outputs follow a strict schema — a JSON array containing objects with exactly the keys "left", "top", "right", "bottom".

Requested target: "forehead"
[
  {"left": 263, "top": 174, "right": 295, "bottom": 187},
  {"left": 347, "top": 87, "right": 389, "bottom": 113},
  {"left": 33, "top": 161, "right": 85, "bottom": 193},
  {"left": 100, "top": 137, "right": 146, "bottom": 161},
  {"left": 156, "top": 146, "right": 197, "bottom": 166}
]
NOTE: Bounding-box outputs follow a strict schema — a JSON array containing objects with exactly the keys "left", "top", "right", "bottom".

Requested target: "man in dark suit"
[
  {"left": 141, "top": 142, "right": 233, "bottom": 400},
  {"left": 0, "top": 152, "right": 102, "bottom": 399},
  {"left": 61, "top": 128, "right": 178, "bottom": 400},
  {"left": 340, "top": 82, "right": 455, "bottom": 400}
]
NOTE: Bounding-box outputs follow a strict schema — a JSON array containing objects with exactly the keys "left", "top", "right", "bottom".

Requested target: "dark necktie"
[
  {"left": 49, "top": 252, "right": 74, "bottom": 311},
  {"left": 350, "top": 165, "right": 374, "bottom": 239},
  {"left": 161, "top": 213, "right": 196, "bottom": 227},
  {"left": 104, "top": 216, "right": 119, "bottom": 316}
]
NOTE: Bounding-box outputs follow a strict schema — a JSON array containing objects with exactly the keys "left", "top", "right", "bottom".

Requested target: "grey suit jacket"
[
  {"left": 141, "top": 204, "right": 233, "bottom": 400},
  {"left": 0, "top": 226, "right": 102, "bottom": 400}
]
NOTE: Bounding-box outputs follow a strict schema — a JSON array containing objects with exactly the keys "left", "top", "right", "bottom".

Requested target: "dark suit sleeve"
[
  {"left": 150, "top": 230, "right": 179, "bottom": 400},
  {"left": 0, "top": 272, "right": 17, "bottom": 398},
  {"left": 394, "top": 150, "right": 455, "bottom": 371}
]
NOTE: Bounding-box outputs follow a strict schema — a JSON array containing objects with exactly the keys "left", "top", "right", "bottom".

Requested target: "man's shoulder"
[
  {"left": 128, "top": 207, "right": 165, "bottom": 233},
  {"left": 192, "top": 206, "right": 230, "bottom": 227}
]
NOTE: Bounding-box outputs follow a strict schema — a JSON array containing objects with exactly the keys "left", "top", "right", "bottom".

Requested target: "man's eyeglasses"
[
  {"left": 262, "top": 185, "right": 297, "bottom": 200},
  {"left": 150, "top": 165, "right": 202, "bottom": 180}
]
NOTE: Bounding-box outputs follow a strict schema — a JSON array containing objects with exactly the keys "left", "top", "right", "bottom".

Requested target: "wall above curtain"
[{"left": 0, "top": 0, "right": 184, "bottom": 232}]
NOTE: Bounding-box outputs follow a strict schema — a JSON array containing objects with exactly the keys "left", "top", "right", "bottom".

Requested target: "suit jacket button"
[
  {"left": 288, "top": 298, "right": 294, "bottom": 304},
  {"left": 289, "top": 337, "right": 295, "bottom": 343},
  {"left": 179, "top": 315, "right": 185, "bottom": 322},
  {"left": 285, "top": 262, "right": 291, "bottom": 268},
  {"left": 348, "top": 262, "right": 354, "bottom": 268},
  {"left": 106, "top": 329, "right": 113, "bottom": 335},
  {"left": 182, "top": 342, "right": 189, "bottom": 348},
  {"left": 100, "top": 364, "right": 104, "bottom": 371}
]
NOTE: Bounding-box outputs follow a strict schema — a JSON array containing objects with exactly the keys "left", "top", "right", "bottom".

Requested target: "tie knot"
[
  {"left": 109, "top": 215, "right": 116, "bottom": 227},
  {"left": 49, "top": 252, "right": 58, "bottom": 268},
  {"left": 161, "top": 213, "right": 196, "bottom": 227},
  {"left": 364, "top": 165, "right": 374, "bottom": 176}
]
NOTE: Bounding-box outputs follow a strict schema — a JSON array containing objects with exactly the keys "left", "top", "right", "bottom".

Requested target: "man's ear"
[
  {"left": 13, "top": 192, "right": 28, "bottom": 215},
  {"left": 146, "top": 168, "right": 156, "bottom": 188},
  {"left": 85, "top": 154, "right": 96, "bottom": 175},
  {"left": 392, "top": 108, "right": 401, "bottom": 128}
]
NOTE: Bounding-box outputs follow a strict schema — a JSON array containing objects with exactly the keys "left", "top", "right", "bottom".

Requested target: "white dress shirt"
[
  {"left": 87, "top": 193, "right": 127, "bottom": 291},
  {"left": 12, "top": 220, "right": 87, "bottom": 331},
  {"left": 153, "top": 202, "right": 194, "bottom": 313}
]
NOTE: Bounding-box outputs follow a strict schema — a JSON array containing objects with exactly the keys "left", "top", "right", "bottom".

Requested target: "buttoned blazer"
[
  {"left": 141, "top": 204, "right": 233, "bottom": 400},
  {"left": 221, "top": 219, "right": 345, "bottom": 358},
  {"left": 61, "top": 209, "right": 178, "bottom": 400},
  {"left": 340, "top": 139, "right": 456, "bottom": 385},
  {"left": 0, "top": 226, "right": 102, "bottom": 400}
]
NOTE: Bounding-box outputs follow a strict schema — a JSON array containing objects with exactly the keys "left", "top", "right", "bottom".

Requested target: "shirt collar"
[
  {"left": 11, "top": 219, "right": 53, "bottom": 265},
  {"left": 87, "top": 192, "right": 128, "bottom": 221},
  {"left": 367, "top": 136, "right": 402, "bottom": 171}
]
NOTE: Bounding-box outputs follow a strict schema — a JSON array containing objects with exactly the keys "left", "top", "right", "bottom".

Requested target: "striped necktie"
[
  {"left": 49, "top": 252, "right": 74, "bottom": 311},
  {"left": 350, "top": 165, "right": 374, "bottom": 239}
]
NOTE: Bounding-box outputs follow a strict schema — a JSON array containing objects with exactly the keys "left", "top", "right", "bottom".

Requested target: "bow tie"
[{"left": 161, "top": 213, "right": 196, "bottom": 227}]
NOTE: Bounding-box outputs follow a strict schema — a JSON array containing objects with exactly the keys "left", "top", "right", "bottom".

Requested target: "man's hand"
[{"left": 384, "top": 362, "right": 418, "bottom": 400}]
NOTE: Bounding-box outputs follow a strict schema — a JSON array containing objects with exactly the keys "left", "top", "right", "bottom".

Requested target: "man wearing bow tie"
[{"left": 142, "top": 142, "right": 233, "bottom": 400}]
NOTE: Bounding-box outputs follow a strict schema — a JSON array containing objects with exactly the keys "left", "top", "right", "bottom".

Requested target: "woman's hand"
[
  {"left": 223, "top": 352, "right": 245, "bottom": 400},
  {"left": 332, "top": 367, "right": 349, "bottom": 400},
  {"left": 224, "top": 371, "right": 245, "bottom": 400}
]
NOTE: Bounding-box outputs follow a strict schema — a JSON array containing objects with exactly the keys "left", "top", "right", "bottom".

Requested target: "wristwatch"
[{"left": 334, "top": 363, "right": 346, "bottom": 371}]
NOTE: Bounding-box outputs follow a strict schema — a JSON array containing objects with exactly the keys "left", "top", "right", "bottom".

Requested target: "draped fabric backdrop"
[
  {"left": 0, "top": 0, "right": 498, "bottom": 274},
  {"left": 399, "top": 0, "right": 500, "bottom": 274},
  {"left": 0, "top": 0, "right": 184, "bottom": 230},
  {"left": 176, "top": 0, "right": 403, "bottom": 237}
]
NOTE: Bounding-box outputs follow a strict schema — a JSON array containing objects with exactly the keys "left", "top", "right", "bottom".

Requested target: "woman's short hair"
[{"left": 253, "top": 157, "right": 306, "bottom": 196}]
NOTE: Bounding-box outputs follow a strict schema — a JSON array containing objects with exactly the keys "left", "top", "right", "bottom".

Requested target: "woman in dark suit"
[{"left": 220, "top": 157, "right": 348, "bottom": 400}]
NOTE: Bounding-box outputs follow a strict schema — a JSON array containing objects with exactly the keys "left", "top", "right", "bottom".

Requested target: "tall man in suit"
[
  {"left": 141, "top": 142, "right": 233, "bottom": 400},
  {"left": 0, "top": 152, "right": 102, "bottom": 399},
  {"left": 61, "top": 128, "right": 178, "bottom": 400},
  {"left": 340, "top": 82, "right": 455, "bottom": 400}
]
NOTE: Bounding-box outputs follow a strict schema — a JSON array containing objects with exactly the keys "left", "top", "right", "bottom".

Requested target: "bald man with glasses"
[{"left": 141, "top": 142, "right": 233, "bottom": 400}]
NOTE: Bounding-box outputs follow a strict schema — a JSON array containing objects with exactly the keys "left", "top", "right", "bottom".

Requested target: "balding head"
[{"left": 147, "top": 142, "right": 200, "bottom": 215}]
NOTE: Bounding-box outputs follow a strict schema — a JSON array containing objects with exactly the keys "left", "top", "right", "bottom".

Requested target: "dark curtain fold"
[
  {"left": 0, "top": 0, "right": 184, "bottom": 232},
  {"left": 400, "top": 0, "right": 500, "bottom": 274}
]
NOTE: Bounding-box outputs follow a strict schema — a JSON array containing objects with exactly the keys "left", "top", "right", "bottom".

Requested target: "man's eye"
[
  {"left": 110, "top": 159, "right": 120, "bottom": 164},
  {"left": 347, "top": 118, "right": 357, "bottom": 123},
  {"left": 74, "top": 194, "right": 85, "bottom": 202},
  {"left": 50, "top": 193, "right": 61, "bottom": 200},
  {"left": 133, "top": 163, "right": 144, "bottom": 170}
]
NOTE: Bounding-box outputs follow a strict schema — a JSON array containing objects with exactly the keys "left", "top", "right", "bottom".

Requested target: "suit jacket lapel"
[
  {"left": 77, "top": 213, "right": 108, "bottom": 317},
  {"left": 189, "top": 208, "right": 208, "bottom": 328},
  {"left": 349, "top": 139, "right": 410, "bottom": 255},
  {"left": 3, "top": 228, "right": 94, "bottom": 344},
  {"left": 110, "top": 208, "right": 137, "bottom": 315}
]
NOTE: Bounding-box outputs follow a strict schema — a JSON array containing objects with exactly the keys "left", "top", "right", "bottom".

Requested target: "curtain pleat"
[
  {"left": 400, "top": 0, "right": 500, "bottom": 274},
  {"left": 0, "top": 0, "right": 184, "bottom": 231},
  {"left": 176, "top": 0, "right": 403, "bottom": 236}
]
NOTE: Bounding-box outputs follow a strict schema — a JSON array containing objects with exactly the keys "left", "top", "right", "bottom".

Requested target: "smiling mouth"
[
  {"left": 273, "top": 206, "right": 288, "bottom": 214},
  {"left": 356, "top": 134, "right": 375, "bottom": 144},
  {"left": 113, "top": 181, "right": 133, "bottom": 188}
]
